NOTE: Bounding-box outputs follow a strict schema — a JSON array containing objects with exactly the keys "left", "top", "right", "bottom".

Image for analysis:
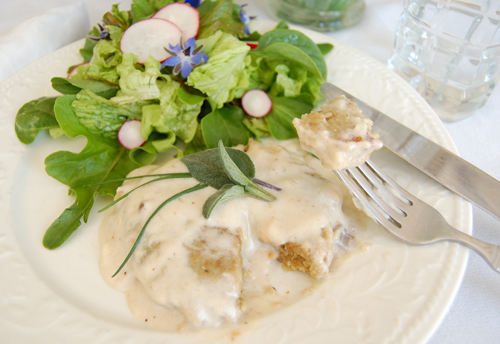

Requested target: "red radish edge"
[
  {"left": 120, "top": 18, "right": 182, "bottom": 64},
  {"left": 153, "top": 3, "right": 200, "bottom": 41},
  {"left": 241, "top": 90, "right": 273, "bottom": 118},
  {"left": 118, "top": 120, "right": 145, "bottom": 150},
  {"left": 246, "top": 42, "right": 258, "bottom": 50},
  {"left": 67, "top": 62, "right": 89, "bottom": 78}
]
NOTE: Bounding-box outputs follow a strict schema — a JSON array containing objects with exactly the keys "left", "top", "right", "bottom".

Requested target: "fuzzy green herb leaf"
[
  {"left": 181, "top": 146, "right": 255, "bottom": 189},
  {"left": 202, "top": 184, "right": 246, "bottom": 218}
]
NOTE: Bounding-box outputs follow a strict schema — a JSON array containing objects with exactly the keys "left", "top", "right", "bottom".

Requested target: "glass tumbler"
[
  {"left": 268, "top": 0, "right": 365, "bottom": 32},
  {"left": 388, "top": 0, "right": 500, "bottom": 122}
]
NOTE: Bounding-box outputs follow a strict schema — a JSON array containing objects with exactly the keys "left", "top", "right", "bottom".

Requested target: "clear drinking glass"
[
  {"left": 268, "top": 0, "right": 365, "bottom": 32},
  {"left": 387, "top": 0, "right": 500, "bottom": 122}
]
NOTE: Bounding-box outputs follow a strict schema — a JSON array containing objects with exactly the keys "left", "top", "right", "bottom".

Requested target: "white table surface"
[{"left": 1, "top": 1, "right": 499, "bottom": 343}]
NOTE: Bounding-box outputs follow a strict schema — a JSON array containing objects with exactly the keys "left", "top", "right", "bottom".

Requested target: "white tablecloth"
[{"left": 1, "top": 1, "right": 499, "bottom": 342}]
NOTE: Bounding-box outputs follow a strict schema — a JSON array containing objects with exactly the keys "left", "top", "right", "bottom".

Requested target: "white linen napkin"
[{"left": 0, "top": 1, "right": 90, "bottom": 83}]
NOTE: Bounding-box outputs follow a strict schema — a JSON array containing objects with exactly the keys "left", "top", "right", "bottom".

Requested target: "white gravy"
[{"left": 98, "top": 139, "right": 357, "bottom": 332}]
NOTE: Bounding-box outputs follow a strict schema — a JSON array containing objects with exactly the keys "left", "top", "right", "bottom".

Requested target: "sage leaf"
[
  {"left": 217, "top": 140, "right": 253, "bottom": 187},
  {"left": 181, "top": 146, "right": 255, "bottom": 189},
  {"left": 112, "top": 183, "right": 208, "bottom": 277},
  {"left": 202, "top": 184, "right": 246, "bottom": 218},
  {"left": 218, "top": 141, "right": 276, "bottom": 201}
]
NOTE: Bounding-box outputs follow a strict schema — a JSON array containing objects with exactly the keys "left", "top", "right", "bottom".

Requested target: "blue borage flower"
[
  {"left": 88, "top": 23, "right": 111, "bottom": 42},
  {"left": 161, "top": 37, "right": 209, "bottom": 78},
  {"left": 184, "top": 0, "right": 201, "bottom": 7},
  {"left": 240, "top": 4, "right": 256, "bottom": 36}
]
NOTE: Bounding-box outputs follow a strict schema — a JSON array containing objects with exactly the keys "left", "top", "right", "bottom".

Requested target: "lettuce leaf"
[
  {"left": 72, "top": 89, "right": 143, "bottom": 139},
  {"left": 187, "top": 31, "right": 250, "bottom": 109},
  {"left": 130, "top": 0, "right": 175, "bottom": 22},
  {"left": 197, "top": 0, "right": 245, "bottom": 39},
  {"left": 85, "top": 26, "right": 124, "bottom": 84},
  {"left": 269, "top": 63, "right": 307, "bottom": 98},
  {"left": 43, "top": 95, "right": 140, "bottom": 249},
  {"left": 111, "top": 54, "right": 163, "bottom": 105},
  {"left": 141, "top": 77, "right": 203, "bottom": 147}
]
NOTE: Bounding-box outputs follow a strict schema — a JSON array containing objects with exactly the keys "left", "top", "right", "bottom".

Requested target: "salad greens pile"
[{"left": 14, "top": 0, "right": 332, "bottom": 250}]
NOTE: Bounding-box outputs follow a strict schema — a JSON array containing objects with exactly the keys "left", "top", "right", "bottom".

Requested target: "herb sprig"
[{"left": 105, "top": 140, "right": 278, "bottom": 277}]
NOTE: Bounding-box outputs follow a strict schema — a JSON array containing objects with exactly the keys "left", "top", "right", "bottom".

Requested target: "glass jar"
[
  {"left": 387, "top": 0, "right": 500, "bottom": 122},
  {"left": 268, "top": 0, "right": 365, "bottom": 32}
]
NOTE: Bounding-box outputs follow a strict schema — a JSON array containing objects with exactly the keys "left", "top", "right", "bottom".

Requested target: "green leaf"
[
  {"left": 317, "top": 43, "right": 334, "bottom": 55},
  {"left": 217, "top": 140, "right": 253, "bottom": 187},
  {"left": 200, "top": 105, "right": 252, "bottom": 148},
  {"left": 79, "top": 29, "right": 99, "bottom": 62},
  {"left": 42, "top": 95, "right": 140, "bottom": 249},
  {"left": 187, "top": 31, "right": 251, "bottom": 108},
  {"left": 51, "top": 77, "right": 119, "bottom": 99},
  {"left": 103, "top": 4, "right": 132, "bottom": 29},
  {"left": 15, "top": 97, "right": 59, "bottom": 144},
  {"left": 176, "top": 86, "right": 206, "bottom": 105},
  {"left": 256, "top": 28, "right": 327, "bottom": 79},
  {"left": 218, "top": 141, "right": 275, "bottom": 201},
  {"left": 184, "top": 125, "right": 207, "bottom": 155},
  {"left": 112, "top": 183, "right": 208, "bottom": 277},
  {"left": 266, "top": 95, "right": 313, "bottom": 140},
  {"left": 130, "top": 0, "right": 175, "bottom": 23},
  {"left": 181, "top": 146, "right": 255, "bottom": 189},
  {"left": 197, "top": 0, "right": 245, "bottom": 39},
  {"left": 256, "top": 42, "right": 323, "bottom": 80},
  {"left": 275, "top": 20, "right": 289, "bottom": 29},
  {"left": 202, "top": 184, "right": 245, "bottom": 218}
]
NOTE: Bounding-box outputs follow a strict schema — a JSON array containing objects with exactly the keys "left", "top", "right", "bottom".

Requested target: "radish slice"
[
  {"left": 120, "top": 18, "right": 182, "bottom": 63},
  {"left": 241, "top": 90, "right": 273, "bottom": 118},
  {"left": 246, "top": 42, "right": 258, "bottom": 50},
  {"left": 153, "top": 3, "right": 200, "bottom": 41},
  {"left": 67, "top": 62, "right": 89, "bottom": 78},
  {"left": 118, "top": 120, "right": 145, "bottom": 149}
]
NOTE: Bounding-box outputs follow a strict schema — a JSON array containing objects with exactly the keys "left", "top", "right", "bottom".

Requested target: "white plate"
[{"left": 0, "top": 23, "right": 471, "bottom": 343}]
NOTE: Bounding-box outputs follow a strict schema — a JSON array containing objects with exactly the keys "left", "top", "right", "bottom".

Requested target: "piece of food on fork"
[{"left": 293, "top": 95, "right": 383, "bottom": 170}]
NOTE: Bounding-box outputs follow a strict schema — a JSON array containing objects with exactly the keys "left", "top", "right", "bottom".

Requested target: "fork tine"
[
  {"left": 357, "top": 162, "right": 411, "bottom": 211},
  {"left": 335, "top": 169, "right": 400, "bottom": 230},
  {"left": 365, "top": 160, "right": 414, "bottom": 204},
  {"left": 347, "top": 166, "right": 407, "bottom": 224}
]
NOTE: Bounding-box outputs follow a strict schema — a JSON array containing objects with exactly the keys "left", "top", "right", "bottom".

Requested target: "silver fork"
[{"left": 335, "top": 159, "right": 500, "bottom": 273}]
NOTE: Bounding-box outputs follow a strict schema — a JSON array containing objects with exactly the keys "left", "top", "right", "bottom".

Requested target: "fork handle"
[{"left": 443, "top": 228, "right": 500, "bottom": 273}]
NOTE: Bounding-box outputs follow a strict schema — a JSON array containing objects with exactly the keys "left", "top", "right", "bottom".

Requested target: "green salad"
[{"left": 14, "top": 0, "right": 333, "bottom": 250}]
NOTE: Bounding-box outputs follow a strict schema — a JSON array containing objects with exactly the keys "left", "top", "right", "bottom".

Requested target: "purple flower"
[
  {"left": 239, "top": 5, "right": 256, "bottom": 36},
  {"left": 161, "top": 37, "right": 209, "bottom": 78},
  {"left": 184, "top": 0, "right": 201, "bottom": 7},
  {"left": 88, "top": 23, "right": 111, "bottom": 42}
]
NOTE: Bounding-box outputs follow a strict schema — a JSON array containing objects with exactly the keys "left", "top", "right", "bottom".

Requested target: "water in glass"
[{"left": 388, "top": 0, "right": 500, "bottom": 122}]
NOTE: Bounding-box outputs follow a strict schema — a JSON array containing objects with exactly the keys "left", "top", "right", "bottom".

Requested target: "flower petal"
[
  {"left": 180, "top": 61, "right": 193, "bottom": 78},
  {"left": 173, "top": 63, "right": 182, "bottom": 75},
  {"left": 169, "top": 43, "right": 182, "bottom": 55},
  {"left": 161, "top": 56, "right": 182, "bottom": 68},
  {"left": 190, "top": 53, "right": 209, "bottom": 65},
  {"left": 185, "top": 37, "right": 196, "bottom": 51}
]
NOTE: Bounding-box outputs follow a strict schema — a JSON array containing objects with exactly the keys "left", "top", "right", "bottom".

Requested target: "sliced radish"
[
  {"left": 67, "top": 62, "right": 89, "bottom": 78},
  {"left": 153, "top": 3, "right": 200, "bottom": 41},
  {"left": 120, "top": 18, "right": 182, "bottom": 63},
  {"left": 246, "top": 42, "right": 258, "bottom": 50},
  {"left": 241, "top": 90, "right": 273, "bottom": 118},
  {"left": 118, "top": 120, "right": 145, "bottom": 149}
]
